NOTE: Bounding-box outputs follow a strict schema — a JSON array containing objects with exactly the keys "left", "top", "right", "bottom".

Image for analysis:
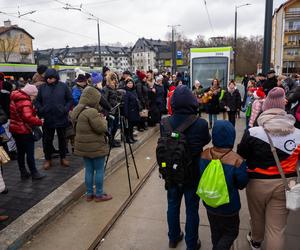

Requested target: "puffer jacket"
[
  {"left": 224, "top": 89, "right": 241, "bottom": 112},
  {"left": 237, "top": 108, "right": 300, "bottom": 179},
  {"left": 9, "top": 90, "right": 43, "bottom": 134},
  {"left": 199, "top": 120, "right": 248, "bottom": 215},
  {"left": 249, "top": 99, "right": 264, "bottom": 127},
  {"left": 124, "top": 87, "right": 141, "bottom": 123},
  {"left": 71, "top": 86, "right": 109, "bottom": 158}
]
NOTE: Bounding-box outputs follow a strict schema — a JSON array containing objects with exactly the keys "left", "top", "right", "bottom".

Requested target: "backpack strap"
[
  {"left": 175, "top": 115, "right": 198, "bottom": 133},
  {"left": 161, "top": 117, "right": 173, "bottom": 135}
]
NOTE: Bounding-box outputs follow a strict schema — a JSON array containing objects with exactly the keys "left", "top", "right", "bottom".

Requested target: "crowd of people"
[{"left": 0, "top": 65, "right": 299, "bottom": 250}]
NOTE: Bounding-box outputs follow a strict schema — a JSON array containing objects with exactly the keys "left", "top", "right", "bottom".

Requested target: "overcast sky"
[{"left": 0, "top": 0, "right": 287, "bottom": 49}]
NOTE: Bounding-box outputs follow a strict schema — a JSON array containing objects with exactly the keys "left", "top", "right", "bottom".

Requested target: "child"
[
  {"left": 242, "top": 87, "right": 255, "bottom": 129},
  {"left": 199, "top": 120, "right": 248, "bottom": 250},
  {"left": 248, "top": 87, "right": 265, "bottom": 127}
]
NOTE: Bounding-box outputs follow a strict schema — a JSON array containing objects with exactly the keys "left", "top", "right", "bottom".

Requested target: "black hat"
[
  {"left": 76, "top": 74, "right": 87, "bottom": 82},
  {"left": 267, "top": 70, "right": 276, "bottom": 75},
  {"left": 37, "top": 65, "right": 48, "bottom": 75},
  {"left": 85, "top": 73, "right": 91, "bottom": 79},
  {"left": 123, "top": 70, "right": 132, "bottom": 76},
  {"left": 102, "top": 66, "right": 110, "bottom": 76},
  {"left": 257, "top": 73, "right": 266, "bottom": 77}
]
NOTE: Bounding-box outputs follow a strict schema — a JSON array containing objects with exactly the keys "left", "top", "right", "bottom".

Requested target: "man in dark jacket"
[
  {"left": 35, "top": 68, "right": 73, "bottom": 169},
  {"left": 263, "top": 70, "right": 277, "bottom": 95},
  {"left": 160, "top": 85, "right": 210, "bottom": 250}
]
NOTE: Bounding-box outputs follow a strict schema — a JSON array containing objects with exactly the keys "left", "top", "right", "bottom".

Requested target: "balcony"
[
  {"left": 283, "top": 54, "right": 300, "bottom": 61},
  {"left": 285, "top": 28, "right": 300, "bottom": 34},
  {"left": 284, "top": 41, "right": 300, "bottom": 48},
  {"left": 282, "top": 67, "right": 300, "bottom": 74}
]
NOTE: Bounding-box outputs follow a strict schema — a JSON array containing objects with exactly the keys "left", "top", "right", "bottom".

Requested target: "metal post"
[
  {"left": 234, "top": 7, "right": 237, "bottom": 80},
  {"left": 171, "top": 27, "right": 176, "bottom": 74},
  {"left": 97, "top": 19, "right": 101, "bottom": 67},
  {"left": 262, "top": 0, "right": 273, "bottom": 75}
]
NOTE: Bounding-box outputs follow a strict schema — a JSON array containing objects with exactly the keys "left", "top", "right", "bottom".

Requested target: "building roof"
[
  {"left": 0, "top": 25, "right": 34, "bottom": 39},
  {"left": 132, "top": 37, "right": 170, "bottom": 53},
  {"left": 274, "top": 0, "right": 298, "bottom": 15}
]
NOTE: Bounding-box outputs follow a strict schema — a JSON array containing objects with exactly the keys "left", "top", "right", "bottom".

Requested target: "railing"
[{"left": 284, "top": 41, "right": 300, "bottom": 47}]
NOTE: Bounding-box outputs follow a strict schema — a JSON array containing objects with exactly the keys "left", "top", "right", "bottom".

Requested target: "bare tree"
[{"left": 0, "top": 36, "right": 18, "bottom": 62}]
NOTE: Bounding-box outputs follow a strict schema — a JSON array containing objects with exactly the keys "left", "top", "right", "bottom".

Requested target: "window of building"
[
  {"left": 109, "top": 57, "right": 111, "bottom": 61},
  {"left": 285, "top": 48, "right": 299, "bottom": 55},
  {"left": 109, "top": 63, "right": 112, "bottom": 66},
  {"left": 20, "top": 33, "right": 24, "bottom": 39},
  {"left": 289, "top": 7, "right": 300, "bottom": 13},
  {"left": 286, "top": 20, "right": 300, "bottom": 31}
]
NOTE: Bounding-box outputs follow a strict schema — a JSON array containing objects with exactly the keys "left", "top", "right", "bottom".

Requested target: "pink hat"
[
  {"left": 22, "top": 84, "right": 38, "bottom": 97},
  {"left": 262, "top": 87, "right": 286, "bottom": 111}
]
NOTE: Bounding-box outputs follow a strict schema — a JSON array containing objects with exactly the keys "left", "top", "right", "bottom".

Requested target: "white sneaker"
[{"left": 247, "top": 232, "right": 261, "bottom": 250}]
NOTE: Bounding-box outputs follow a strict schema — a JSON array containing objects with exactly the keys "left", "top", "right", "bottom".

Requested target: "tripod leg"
[
  {"left": 128, "top": 143, "right": 139, "bottom": 179},
  {"left": 104, "top": 144, "right": 112, "bottom": 171}
]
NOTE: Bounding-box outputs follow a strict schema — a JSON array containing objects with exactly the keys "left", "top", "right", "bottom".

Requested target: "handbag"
[
  {"left": 0, "top": 146, "right": 10, "bottom": 165},
  {"left": 264, "top": 128, "right": 300, "bottom": 211},
  {"left": 139, "top": 109, "right": 149, "bottom": 118},
  {"left": 31, "top": 126, "right": 43, "bottom": 142}
]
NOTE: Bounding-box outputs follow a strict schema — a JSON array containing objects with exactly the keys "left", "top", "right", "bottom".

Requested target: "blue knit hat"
[{"left": 91, "top": 72, "right": 103, "bottom": 86}]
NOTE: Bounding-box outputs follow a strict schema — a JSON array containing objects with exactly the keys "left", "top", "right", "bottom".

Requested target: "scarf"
[{"left": 257, "top": 108, "right": 296, "bottom": 136}]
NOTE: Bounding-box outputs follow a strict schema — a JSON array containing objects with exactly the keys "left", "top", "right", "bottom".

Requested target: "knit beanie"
[
  {"left": 262, "top": 87, "right": 286, "bottom": 111},
  {"left": 253, "top": 87, "right": 266, "bottom": 99},
  {"left": 91, "top": 72, "right": 103, "bottom": 86},
  {"left": 22, "top": 84, "right": 38, "bottom": 97}
]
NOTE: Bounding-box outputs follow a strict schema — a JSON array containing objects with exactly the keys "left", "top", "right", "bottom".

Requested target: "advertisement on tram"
[{"left": 190, "top": 47, "right": 233, "bottom": 89}]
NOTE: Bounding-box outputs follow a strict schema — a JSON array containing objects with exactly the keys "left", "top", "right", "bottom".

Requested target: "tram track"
[{"left": 89, "top": 162, "right": 158, "bottom": 250}]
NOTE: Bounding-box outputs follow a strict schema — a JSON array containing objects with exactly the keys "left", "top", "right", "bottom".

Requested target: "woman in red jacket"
[{"left": 9, "top": 84, "right": 46, "bottom": 180}]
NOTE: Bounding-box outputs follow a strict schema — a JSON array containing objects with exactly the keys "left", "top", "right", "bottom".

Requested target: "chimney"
[{"left": 4, "top": 20, "right": 11, "bottom": 27}]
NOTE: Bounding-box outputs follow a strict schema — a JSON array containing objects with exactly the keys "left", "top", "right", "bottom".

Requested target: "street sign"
[
  {"left": 176, "top": 51, "right": 183, "bottom": 59},
  {"left": 54, "top": 57, "right": 59, "bottom": 65}
]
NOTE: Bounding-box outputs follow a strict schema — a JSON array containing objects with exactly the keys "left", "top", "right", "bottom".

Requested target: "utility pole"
[
  {"left": 234, "top": 3, "right": 251, "bottom": 79},
  {"left": 97, "top": 18, "right": 101, "bottom": 67},
  {"left": 168, "top": 24, "right": 180, "bottom": 74},
  {"left": 262, "top": 0, "right": 273, "bottom": 75}
]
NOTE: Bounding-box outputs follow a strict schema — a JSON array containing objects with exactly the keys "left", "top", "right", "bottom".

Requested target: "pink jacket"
[{"left": 249, "top": 99, "right": 264, "bottom": 127}]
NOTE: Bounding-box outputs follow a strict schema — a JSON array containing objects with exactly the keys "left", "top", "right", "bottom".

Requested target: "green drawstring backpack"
[{"left": 196, "top": 150, "right": 230, "bottom": 208}]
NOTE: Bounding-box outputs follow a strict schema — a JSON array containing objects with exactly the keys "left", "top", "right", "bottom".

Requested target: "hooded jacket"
[
  {"left": 160, "top": 85, "right": 211, "bottom": 187},
  {"left": 124, "top": 86, "right": 141, "bottom": 123},
  {"left": 70, "top": 86, "right": 108, "bottom": 158},
  {"left": 237, "top": 108, "right": 300, "bottom": 179},
  {"left": 199, "top": 121, "right": 248, "bottom": 215},
  {"left": 9, "top": 90, "right": 43, "bottom": 134},
  {"left": 35, "top": 69, "right": 73, "bottom": 128}
]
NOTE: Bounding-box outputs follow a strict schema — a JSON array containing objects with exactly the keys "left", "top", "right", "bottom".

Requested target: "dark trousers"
[
  {"left": 43, "top": 127, "right": 66, "bottom": 160},
  {"left": 108, "top": 115, "right": 119, "bottom": 142},
  {"left": 207, "top": 212, "right": 240, "bottom": 250},
  {"left": 13, "top": 134, "right": 37, "bottom": 175},
  {"left": 227, "top": 111, "right": 236, "bottom": 127}
]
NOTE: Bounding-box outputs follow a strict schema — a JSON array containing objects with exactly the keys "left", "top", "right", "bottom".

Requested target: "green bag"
[{"left": 196, "top": 158, "right": 230, "bottom": 208}]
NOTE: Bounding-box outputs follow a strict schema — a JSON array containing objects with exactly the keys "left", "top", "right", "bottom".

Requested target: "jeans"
[
  {"left": 207, "top": 211, "right": 240, "bottom": 250},
  {"left": 167, "top": 185, "right": 200, "bottom": 250},
  {"left": 83, "top": 157, "right": 105, "bottom": 196},
  {"left": 43, "top": 127, "right": 66, "bottom": 160},
  {"left": 13, "top": 134, "right": 38, "bottom": 175},
  {"left": 208, "top": 114, "right": 217, "bottom": 127}
]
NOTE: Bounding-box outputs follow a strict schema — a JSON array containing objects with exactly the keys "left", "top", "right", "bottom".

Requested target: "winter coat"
[
  {"left": 0, "top": 105, "right": 7, "bottom": 125},
  {"left": 70, "top": 86, "right": 108, "bottom": 158},
  {"left": 263, "top": 77, "right": 277, "bottom": 95},
  {"left": 103, "top": 85, "right": 120, "bottom": 109},
  {"left": 204, "top": 87, "right": 221, "bottom": 114},
  {"left": 200, "top": 120, "right": 248, "bottom": 215},
  {"left": 167, "top": 89, "right": 175, "bottom": 115},
  {"left": 249, "top": 99, "right": 264, "bottom": 127},
  {"left": 9, "top": 90, "right": 43, "bottom": 135},
  {"left": 35, "top": 80, "right": 72, "bottom": 128},
  {"left": 161, "top": 85, "right": 211, "bottom": 187},
  {"left": 237, "top": 108, "right": 300, "bottom": 179},
  {"left": 124, "top": 87, "right": 141, "bottom": 123},
  {"left": 135, "top": 80, "right": 149, "bottom": 109},
  {"left": 224, "top": 89, "right": 241, "bottom": 112},
  {"left": 148, "top": 85, "right": 161, "bottom": 124},
  {"left": 0, "top": 81, "right": 13, "bottom": 118},
  {"left": 72, "top": 84, "right": 85, "bottom": 107},
  {"left": 155, "top": 83, "right": 165, "bottom": 111}
]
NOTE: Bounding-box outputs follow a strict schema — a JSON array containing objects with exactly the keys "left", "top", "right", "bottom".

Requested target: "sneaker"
[
  {"left": 86, "top": 194, "right": 94, "bottom": 202},
  {"left": 60, "top": 158, "right": 70, "bottom": 167},
  {"left": 247, "top": 232, "right": 261, "bottom": 250},
  {"left": 169, "top": 232, "right": 184, "bottom": 248},
  {"left": 32, "top": 172, "right": 46, "bottom": 180},
  {"left": 94, "top": 193, "right": 113, "bottom": 202}
]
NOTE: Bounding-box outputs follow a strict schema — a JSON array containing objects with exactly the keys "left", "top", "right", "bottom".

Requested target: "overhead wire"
[{"left": 203, "top": 0, "right": 214, "bottom": 34}]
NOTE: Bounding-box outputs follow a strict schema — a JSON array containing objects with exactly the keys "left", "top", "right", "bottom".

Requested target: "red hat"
[
  {"left": 253, "top": 87, "right": 266, "bottom": 99},
  {"left": 136, "top": 70, "right": 146, "bottom": 81}
]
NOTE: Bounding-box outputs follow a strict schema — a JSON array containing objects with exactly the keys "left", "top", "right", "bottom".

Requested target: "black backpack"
[{"left": 156, "top": 115, "right": 198, "bottom": 189}]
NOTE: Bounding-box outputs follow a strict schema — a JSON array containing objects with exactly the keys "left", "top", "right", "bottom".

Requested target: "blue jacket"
[
  {"left": 199, "top": 120, "right": 248, "bottom": 215},
  {"left": 161, "top": 85, "right": 211, "bottom": 187},
  {"left": 72, "top": 84, "right": 85, "bottom": 107},
  {"left": 35, "top": 80, "right": 73, "bottom": 128}
]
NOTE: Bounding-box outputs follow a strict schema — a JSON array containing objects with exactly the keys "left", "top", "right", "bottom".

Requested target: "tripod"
[{"left": 104, "top": 104, "right": 139, "bottom": 195}]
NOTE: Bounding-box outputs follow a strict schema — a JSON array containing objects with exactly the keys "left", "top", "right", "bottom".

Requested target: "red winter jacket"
[{"left": 9, "top": 90, "right": 43, "bottom": 134}]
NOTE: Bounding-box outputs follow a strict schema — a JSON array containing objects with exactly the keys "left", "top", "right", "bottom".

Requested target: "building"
[
  {"left": 0, "top": 20, "right": 34, "bottom": 63},
  {"left": 272, "top": 0, "right": 300, "bottom": 75},
  {"left": 131, "top": 38, "right": 171, "bottom": 72},
  {"left": 35, "top": 45, "right": 131, "bottom": 72}
]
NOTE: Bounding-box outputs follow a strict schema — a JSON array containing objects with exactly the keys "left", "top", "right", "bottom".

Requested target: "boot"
[
  {"left": 20, "top": 170, "right": 31, "bottom": 180},
  {"left": 43, "top": 160, "right": 52, "bottom": 170},
  {"left": 0, "top": 215, "right": 9, "bottom": 222},
  {"left": 60, "top": 158, "right": 70, "bottom": 167},
  {"left": 32, "top": 172, "right": 46, "bottom": 180}
]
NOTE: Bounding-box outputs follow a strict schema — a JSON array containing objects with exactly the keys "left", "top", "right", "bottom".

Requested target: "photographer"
[
  {"left": 123, "top": 78, "right": 141, "bottom": 144},
  {"left": 103, "top": 72, "right": 121, "bottom": 148}
]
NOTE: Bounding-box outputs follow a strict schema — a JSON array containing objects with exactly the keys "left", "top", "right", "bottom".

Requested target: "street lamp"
[
  {"left": 234, "top": 3, "right": 251, "bottom": 79},
  {"left": 88, "top": 17, "right": 102, "bottom": 67}
]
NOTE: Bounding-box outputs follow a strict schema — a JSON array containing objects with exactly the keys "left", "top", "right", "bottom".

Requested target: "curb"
[{"left": 0, "top": 126, "right": 159, "bottom": 250}]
